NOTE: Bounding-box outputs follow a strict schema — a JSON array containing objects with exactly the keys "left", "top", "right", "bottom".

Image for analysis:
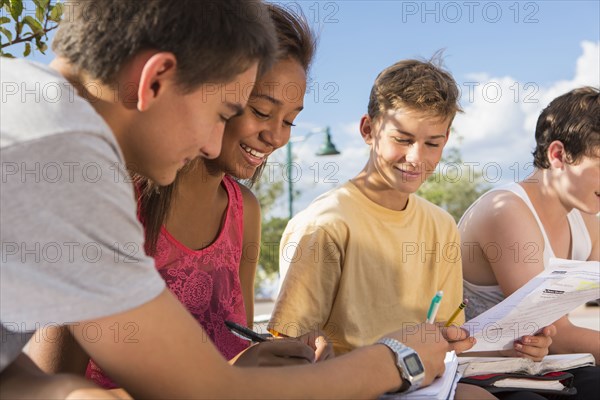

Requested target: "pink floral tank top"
[{"left": 86, "top": 175, "right": 249, "bottom": 389}]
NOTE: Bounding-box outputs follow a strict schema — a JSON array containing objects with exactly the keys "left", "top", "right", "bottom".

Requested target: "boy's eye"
[
  {"left": 426, "top": 143, "right": 440, "bottom": 148},
  {"left": 394, "top": 138, "right": 412, "bottom": 145},
  {"left": 283, "top": 120, "right": 296, "bottom": 127}
]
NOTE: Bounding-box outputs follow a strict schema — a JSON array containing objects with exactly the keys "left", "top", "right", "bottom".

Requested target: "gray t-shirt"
[{"left": 0, "top": 59, "right": 165, "bottom": 371}]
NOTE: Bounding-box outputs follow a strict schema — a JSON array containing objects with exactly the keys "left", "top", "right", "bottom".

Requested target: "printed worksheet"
[{"left": 463, "top": 258, "right": 600, "bottom": 352}]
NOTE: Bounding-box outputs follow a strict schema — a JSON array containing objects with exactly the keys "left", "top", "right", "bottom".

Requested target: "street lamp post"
[{"left": 286, "top": 126, "right": 340, "bottom": 220}]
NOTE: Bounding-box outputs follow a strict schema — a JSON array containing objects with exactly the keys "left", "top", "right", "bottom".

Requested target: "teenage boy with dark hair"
[{"left": 460, "top": 86, "right": 600, "bottom": 398}]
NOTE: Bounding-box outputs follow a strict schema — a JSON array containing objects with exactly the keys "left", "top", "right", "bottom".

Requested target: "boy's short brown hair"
[
  {"left": 532, "top": 86, "right": 600, "bottom": 168},
  {"left": 367, "top": 56, "right": 462, "bottom": 124},
  {"left": 52, "top": 0, "right": 277, "bottom": 92}
]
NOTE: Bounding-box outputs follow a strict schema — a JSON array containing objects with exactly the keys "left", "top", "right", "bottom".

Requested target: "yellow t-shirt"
[{"left": 268, "top": 181, "right": 464, "bottom": 354}]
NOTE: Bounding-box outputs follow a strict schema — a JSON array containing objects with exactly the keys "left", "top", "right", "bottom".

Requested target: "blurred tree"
[
  {"left": 1, "top": 0, "right": 63, "bottom": 58},
  {"left": 417, "top": 145, "right": 491, "bottom": 222},
  {"left": 248, "top": 159, "right": 291, "bottom": 295},
  {"left": 258, "top": 217, "right": 288, "bottom": 277}
]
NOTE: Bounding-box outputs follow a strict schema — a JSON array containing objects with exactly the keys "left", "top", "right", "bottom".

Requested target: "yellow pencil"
[{"left": 444, "top": 298, "right": 469, "bottom": 327}]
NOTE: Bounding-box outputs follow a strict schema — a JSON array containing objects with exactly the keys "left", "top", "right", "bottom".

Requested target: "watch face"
[{"left": 404, "top": 353, "right": 425, "bottom": 375}]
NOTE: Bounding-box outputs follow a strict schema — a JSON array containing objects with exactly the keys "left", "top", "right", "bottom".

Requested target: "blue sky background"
[{"left": 17, "top": 0, "right": 600, "bottom": 217}]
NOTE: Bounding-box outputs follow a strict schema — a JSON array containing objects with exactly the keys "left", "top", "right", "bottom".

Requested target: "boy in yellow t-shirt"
[{"left": 268, "top": 58, "right": 554, "bottom": 365}]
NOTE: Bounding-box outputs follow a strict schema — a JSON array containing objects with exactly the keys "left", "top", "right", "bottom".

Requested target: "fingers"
[
  {"left": 441, "top": 325, "right": 475, "bottom": 355},
  {"left": 313, "top": 336, "right": 335, "bottom": 362},
  {"left": 449, "top": 337, "right": 476, "bottom": 354},
  {"left": 513, "top": 333, "right": 552, "bottom": 362},
  {"left": 539, "top": 324, "right": 557, "bottom": 338},
  {"left": 422, "top": 359, "right": 446, "bottom": 386},
  {"left": 513, "top": 343, "right": 548, "bottom": 362},
  {"left": 440, "top": 325, "right": 469, "bottom": 342}
]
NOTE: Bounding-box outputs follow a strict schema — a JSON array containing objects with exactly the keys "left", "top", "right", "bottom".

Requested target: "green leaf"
[
  {"left": 23, "top": 41, "right": 30, "bottom": 56},
  {"left": 49, "top": 2, "right": 62, "bottom": 22},
  {"left": 36, "top": 39, "right": 47, "bottom": 53},
  {"left": 1, "top": 52, "right": 16, "bottom": 58},
  {"left": 35, "top": 5, "right": 44, "bottom": 22},
  {"left": 0, "top": 25, "right": 12, "bottom": 42},
  {"left": 0, "top": 16, "right": 10, "bottom": 24},
  {"left": 9, "top": 0, "right": 22, "bottom": 20},
  {"left": 15, "top": 20, "right": 22, "bottom": 35},
  {"left": 34, "top": 0, "right": 50, "bottom": 20},
  {"left": 23, "top": 15, "right": 43, "bottom": 35}
]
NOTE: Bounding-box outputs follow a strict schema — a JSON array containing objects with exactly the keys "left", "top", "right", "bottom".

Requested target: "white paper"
[{"left": 463, "top": 258, "right": 600, "bottom": 352}]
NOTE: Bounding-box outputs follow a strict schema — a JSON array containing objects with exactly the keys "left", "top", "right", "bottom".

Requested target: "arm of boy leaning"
[
  {"left": 69, "top": 291, "right": 450, "bottom": 398},
  {"left": 26, "top": 325, "right": 89, "bottom": 375},
  {"left": 268, "top": 225, "right": 342, "bottom": 341}
]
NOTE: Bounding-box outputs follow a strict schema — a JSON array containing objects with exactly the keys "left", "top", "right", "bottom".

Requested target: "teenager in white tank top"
[{"left": 459, "top": 87, "right": 600, "bottom": 370}]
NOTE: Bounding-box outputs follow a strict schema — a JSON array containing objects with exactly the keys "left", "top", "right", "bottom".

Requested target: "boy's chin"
[{"left": 146, "top": 168, "right": 178, "bottom": 187}]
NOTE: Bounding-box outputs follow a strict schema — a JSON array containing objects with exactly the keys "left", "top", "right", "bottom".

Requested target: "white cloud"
[{"left": 455, "top": 40, "right": 600, "bottom": 185}]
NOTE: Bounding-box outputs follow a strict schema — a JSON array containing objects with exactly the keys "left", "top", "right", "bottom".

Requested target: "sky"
[{"left": 19, "top": 0, "right": 600, "bottom": 218}]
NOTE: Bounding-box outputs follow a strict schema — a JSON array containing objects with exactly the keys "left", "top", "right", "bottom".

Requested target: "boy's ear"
[
  {"left": 137, "top": 52, "right": 178, "bottom": 112},
  {"left": 547, "top": 140, "right": 566, "bottom": 168},
  {"left": 359, "top": 115, "right": 375, "bottom": 145}
]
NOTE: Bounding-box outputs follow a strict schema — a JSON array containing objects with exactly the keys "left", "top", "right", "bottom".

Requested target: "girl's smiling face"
[{"left": 206, "top": 58, "right": 307, "bottom": 180}]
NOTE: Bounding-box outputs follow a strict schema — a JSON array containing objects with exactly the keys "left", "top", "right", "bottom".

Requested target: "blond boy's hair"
[{"left": 367, "top": 56, "right": 462, "bottom": 124}]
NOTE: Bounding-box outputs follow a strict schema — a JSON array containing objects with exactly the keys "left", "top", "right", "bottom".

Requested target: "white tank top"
[{"left": 462, "top": 182, "right": 592, "bottom": 321}]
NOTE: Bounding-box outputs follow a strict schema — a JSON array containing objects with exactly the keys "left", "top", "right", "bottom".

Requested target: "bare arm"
[
  {"left": 238, "top": 184, "right": 261, "bottom": 328},
  {"left": 69, "top": 288, "right": 458, "bottom": 399}
]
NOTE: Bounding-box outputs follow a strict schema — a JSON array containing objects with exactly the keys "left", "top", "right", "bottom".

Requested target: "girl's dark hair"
[
  {"left": 53, "top": 0, "right": 277, "bottom": 92},
  {"left": 140, "top": 3, "right": 316, "bottom": 255},
  {"left": 532, "top": 86, "right": 600, "bottom": 168}
]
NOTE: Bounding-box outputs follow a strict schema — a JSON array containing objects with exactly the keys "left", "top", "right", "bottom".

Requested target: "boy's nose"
[
  {"left": 405, "top": 144, "right": 424, "bottom": 164},
  {"left": 200, "top": 125, "right": 225, "bottom": 159}
]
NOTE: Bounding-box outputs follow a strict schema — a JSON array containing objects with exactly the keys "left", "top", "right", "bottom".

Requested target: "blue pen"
[{"left": 426, "top": 290, "right": 443, "bottom": 324}]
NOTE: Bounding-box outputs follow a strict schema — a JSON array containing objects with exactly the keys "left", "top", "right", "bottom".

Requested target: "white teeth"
[{"left": 241, "top": 143, "right": 265, "bottom": 158}]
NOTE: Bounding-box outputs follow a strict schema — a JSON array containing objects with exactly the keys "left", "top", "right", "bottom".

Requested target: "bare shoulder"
[
  {"left": 460, "top": 190, "right": 543, "bottom": 246},
  {"left": 237, "top": 182, "right": 261, "bottom": 246},
  {"left": 237, "top": 182, "right": 261, "bottom": 219}
]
